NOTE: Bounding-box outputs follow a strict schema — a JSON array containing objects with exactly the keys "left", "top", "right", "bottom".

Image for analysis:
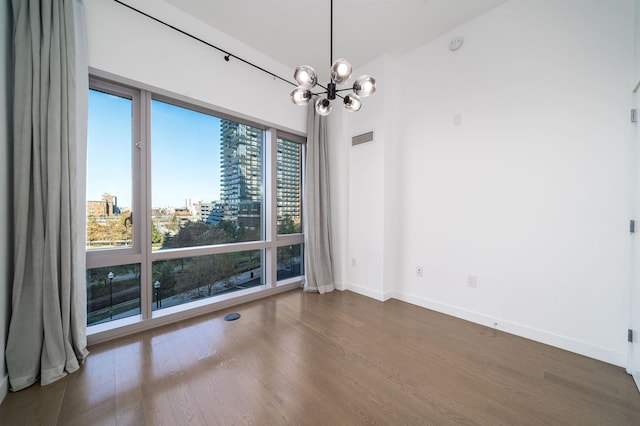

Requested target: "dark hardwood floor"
[{"left": 1, "top": 289, "right": 639, "bottom": 425}]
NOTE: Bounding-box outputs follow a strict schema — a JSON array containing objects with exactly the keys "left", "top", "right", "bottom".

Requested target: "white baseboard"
[
  {"left": 334, "top": 282, "right": 393, "bottom": 302},
  {"left": 345, "top": 282, "right": 386, "bottom": 301},
  {"left": 0, "top": 373, "right": 8, "bottom": 405},
  {"left": 334, "top": 281, "right": 348, "bottom": 291},
  {"left": 388, "top": 290, "right": 627, "bottom": 368}
]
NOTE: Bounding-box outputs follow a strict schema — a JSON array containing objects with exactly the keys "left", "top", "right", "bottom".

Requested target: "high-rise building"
[
  {"left": 219, "top": 121, "right": 302, "bottom": 231},
  {"left": 197, "top": 201, "right": 224, "bottom": 224},
  {"left": 220, "top": 120, "right": 263, "bottom": 228},
  {"left": 276, "top": 139, "right": 301, "bottom": 223}
]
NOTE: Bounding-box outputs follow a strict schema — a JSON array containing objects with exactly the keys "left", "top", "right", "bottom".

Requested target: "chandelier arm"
[
  {"left": 334, "top": 87, "right": 354, "bottom": 93},
  {"left": 310, "top": 92, "right": 345, "bottom": 100}
]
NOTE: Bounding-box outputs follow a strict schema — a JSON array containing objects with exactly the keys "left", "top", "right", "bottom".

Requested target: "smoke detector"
[{"left": 449, "top": 36, "right": 464, "bottom": 51}]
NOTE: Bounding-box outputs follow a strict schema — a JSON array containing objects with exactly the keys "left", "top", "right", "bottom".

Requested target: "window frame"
[
  {"left": 86, "top": 74, "right": 305, "bottom": 337},
  {"left": 274, "top": 133, "right": 305, "bottom": 286},
  {"left": 85, "top": 78, "right": 144, "bottom": 264},
  {"left": 276, "top": 132, "right": 305, "bottom": 239}
]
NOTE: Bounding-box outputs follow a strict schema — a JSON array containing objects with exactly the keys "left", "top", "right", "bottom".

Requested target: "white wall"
[
  {"left": 0, "top": 0, "right": 11, "bottom": 405},
  {"left": 345, "top": 56, "right": 388, "bottom": 300},
  {"left": 337, "top": 55, "right": 396, "bottom": 301},
  {"left": 85, "top": 0, "right": 306, "bottom": 134},
  {"left": 338, "top": 0, "right": 636, "bottom": 367}
]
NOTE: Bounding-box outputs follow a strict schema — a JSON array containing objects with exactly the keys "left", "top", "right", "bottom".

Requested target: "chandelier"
[{"left": 290, "top": 0, "right": 377, "bottom": 116}]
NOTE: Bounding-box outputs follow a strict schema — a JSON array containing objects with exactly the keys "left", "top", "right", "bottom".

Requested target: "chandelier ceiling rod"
[
  {"left": 330, "top": 0, "right": 333, "bottom": 74},
  {"left": 322, "top": 0, "right": 344, "bottom": 99}
]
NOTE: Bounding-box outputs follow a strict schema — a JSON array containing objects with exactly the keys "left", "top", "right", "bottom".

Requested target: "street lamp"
[
  {"left": 154, "top": 280, "right": 161, "bottom": 309},
  {"left": 107, "top": 271, "right": 114, "bottom": 320}
]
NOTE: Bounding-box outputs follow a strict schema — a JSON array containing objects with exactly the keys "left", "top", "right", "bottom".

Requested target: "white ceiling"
[{"left": 165, "top": 0, "right": 507, "bottom": 81}]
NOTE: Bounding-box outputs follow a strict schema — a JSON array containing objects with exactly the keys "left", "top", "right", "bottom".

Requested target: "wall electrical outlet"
[
  {"left": 416, "top": 266, "right": 424, "bottom": 277},
  {"left": 467, "top": 275, "right": 477, "bottom": 287},
  {"left": 351, "top": 257, "right": 356, "bottom": 267}
]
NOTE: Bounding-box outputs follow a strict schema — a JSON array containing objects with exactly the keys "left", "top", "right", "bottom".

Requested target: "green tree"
[
  {"left": 110, "top": 211, "right": 133, "bottom": 243},
  {"left": 152, "top": 261, "right": 177, "bottom": 298},
  {"left": 151, "top": 222, "right": 164, "bottom": 244},
  {"left": 217, "top": 220, "right": 237, "bottom": 241},
  {"left": 176, "top": 254, "right": 236, "bottom": 298},
  {"left": 277, "top": 215, "right": 300, "bottom": 235},
  {"left": 86, "top": 217, "right": 102, "bottom": 245},
  {"left": 167, "top": 214, "right": 179, "bottom": 232},
  {"left": 164, "top": 221, "right": 241, "bottom": 249}
]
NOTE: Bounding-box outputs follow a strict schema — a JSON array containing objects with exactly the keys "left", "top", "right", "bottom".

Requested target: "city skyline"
[{"left": 88, "top": 90, "right": 301, "bottom": 219}]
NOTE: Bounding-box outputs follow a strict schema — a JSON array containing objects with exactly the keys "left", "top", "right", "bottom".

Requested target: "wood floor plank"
[{"left": 0, "top": 289, "right": 639, "bottom": 425}]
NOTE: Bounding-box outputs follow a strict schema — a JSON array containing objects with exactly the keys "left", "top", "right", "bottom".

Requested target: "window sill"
[{"left": 87, "top": 279, "right": 303, "bottom": 346}]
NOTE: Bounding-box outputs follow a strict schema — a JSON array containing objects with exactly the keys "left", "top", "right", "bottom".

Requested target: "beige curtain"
[
  {"left": 6, "top": 0, "right": 88, "bottom": 391},
  {"left": 303, "top": 103, "right": 334, "bottom": 294}
]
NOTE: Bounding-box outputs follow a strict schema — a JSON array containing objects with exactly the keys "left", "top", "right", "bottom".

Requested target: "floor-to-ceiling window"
[
  {"left": 276, "top": 137, "right": 304, "bottom": 281},
  {"left": 86, "top": 77, "right": 304, "bottom": 329}
]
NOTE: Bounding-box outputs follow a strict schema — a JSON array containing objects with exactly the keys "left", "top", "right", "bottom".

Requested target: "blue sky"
[{"left": 87, "top": 90, "right": 221, "bottom": 209}]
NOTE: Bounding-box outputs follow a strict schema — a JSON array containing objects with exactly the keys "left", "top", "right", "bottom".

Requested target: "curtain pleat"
[
  {"left": 6, "top": 0, "right": 88, "bottom": 391},
  {"left": 303, "top": 103, "right": 334, "bottom": 294}
]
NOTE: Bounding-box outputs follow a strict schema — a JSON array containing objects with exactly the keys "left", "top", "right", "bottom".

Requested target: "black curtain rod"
[{"left": 112, "top": 0, "right": 297, "bottom": 88}]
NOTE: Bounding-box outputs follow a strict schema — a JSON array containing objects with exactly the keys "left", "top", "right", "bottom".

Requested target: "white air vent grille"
[{"left": 352, "top": 131, "right": 374, "bottom": 146}]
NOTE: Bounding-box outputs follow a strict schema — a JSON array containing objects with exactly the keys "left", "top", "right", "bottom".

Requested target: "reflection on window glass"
[
  {"left": 87, "top": 263, "right": 141, "bottom": 326},
  {"left": 277, "top": 244, "right": 304, "bottom": 281},
  {"left": 277, "top": 138, "right": 302, "bottom": 234},
  {"left": 151, "top": 100, "right": 263, "bottom": 249},
  {"left": 151, "top": 249, "right": 263, "bottom": 311},
  {"left": 86, "top": 89, "right": 133, "bottom": 250}
]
